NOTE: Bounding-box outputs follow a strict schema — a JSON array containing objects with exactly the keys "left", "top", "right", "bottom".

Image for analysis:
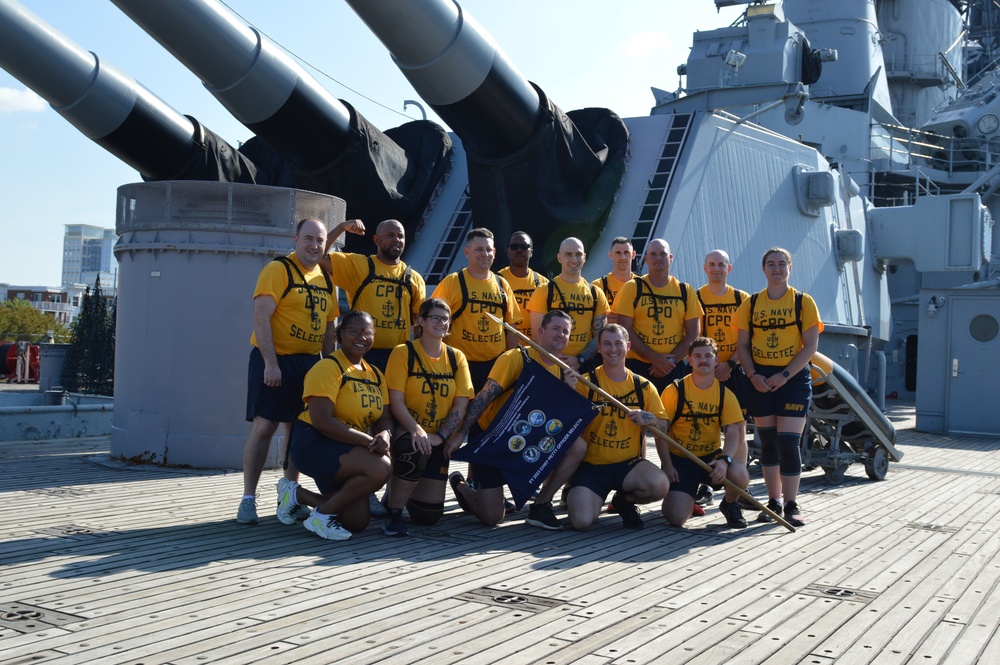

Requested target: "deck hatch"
[
  {"left": 456, "top": 587, "right": 563, "bottom": 613},
  {"left": 800, "top": 585, "right": 879, "bottom": 603},
  {"left": 0, "top": 603, "right": 83, "bottom": 634}
]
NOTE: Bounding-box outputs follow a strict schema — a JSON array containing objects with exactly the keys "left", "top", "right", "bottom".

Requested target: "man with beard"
[
  {"left": 445, "top": 310, "right": 587, "bottom": 530},
  {"left": 238, "top": 218, "right": 339, "bottom": 525},
  {"left": 323, "top": 219, "right": 426, "bottom": 372}
]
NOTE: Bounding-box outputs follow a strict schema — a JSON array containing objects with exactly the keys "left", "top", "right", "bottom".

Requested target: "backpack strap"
[{"left": 633, "top": 374, "right": 646, "bottom": 411}]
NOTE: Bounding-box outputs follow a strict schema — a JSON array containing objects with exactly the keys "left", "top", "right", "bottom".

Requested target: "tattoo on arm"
[
  {"left": 437, "top": 408, "right": 463, "bottom": 440},
  {"left": 459, "top": 381, "right": 503, "bottom": 435},
  {"left": 592, "top": 314, "right": 607, "bottom": 334}
]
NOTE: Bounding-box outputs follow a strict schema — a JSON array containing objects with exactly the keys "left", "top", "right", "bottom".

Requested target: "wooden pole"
[{"left": 488, "top": 313, "right": 794, "bottom": 532}]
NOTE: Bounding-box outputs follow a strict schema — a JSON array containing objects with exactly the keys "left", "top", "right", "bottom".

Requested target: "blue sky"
[{"left": 0, "top": 0, "right": 741, "bottom": 286}]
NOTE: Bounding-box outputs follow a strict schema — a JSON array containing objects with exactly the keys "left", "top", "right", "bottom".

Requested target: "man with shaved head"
[
  {"left": 697, "top": 249, "right": 750, "bottom": 402},
  {"left": 323, "top": 219, "right": 426, "bottom": 372},
  {"left": 322, "top": 218, "right": 427, "bottom": 519},
  {"left": 613, "top": 239, "right": 702, "bottom": 392},
  {"left": 527, "top": 237, "right": 609, "bottom": 372}
]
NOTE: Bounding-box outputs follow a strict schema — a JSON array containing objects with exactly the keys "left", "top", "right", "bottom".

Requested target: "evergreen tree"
[{"left": 61, "top": 277, "right": 116, "bottom": 395}]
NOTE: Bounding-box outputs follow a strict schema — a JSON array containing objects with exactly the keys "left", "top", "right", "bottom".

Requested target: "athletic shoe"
[
  {"left": 719, "top": 499, "right": 748, "bottom": 529},
  {"left": 382, "top": 515, "right": 409, "bottom": 537},
  {"left": 293, "top": 504, "right": 311, "bottom": 521},
  {"left": 304, "top": 510, "right": 351, "bottom": 541},
  {"left": 611, "top": 492, "right": 643, "bottom": 530},
  {"left": 691, "top": 503, "right": 706, "bottom": 517},
  {"left": 784, "top": 501, "right": 806, "bottom": 527},
  {"left": 276, "top": 479, "right": 303, "bottom": 526},
  {"left": 757, "top": 498, "right": 783, "bottom": 523},
  {"left": 369, "top": 493, "right": 387, "bottom": 518},
  {"left": 526, "top": 501, "right": 562, "bottom": 530},
  {"left": 448, "top": 471, "right": 471, "bottom": 512},
  {"left": 695, "top": 484, "right": 714, "bottom": 506},
  {"left": 236, "top": 496, "right": 259, "bottom": 525}
]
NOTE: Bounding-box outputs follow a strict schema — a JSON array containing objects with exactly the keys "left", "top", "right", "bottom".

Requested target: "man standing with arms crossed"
[
  {"left": 238, "top": 218, "right": 339, "bottom": 524},
  {"left": 613, "top": 239, "right": 702, "bottom": 392},
  {"left": 432, "top": 228, "right": 521, "bottom": 392},
  {"left": 593, "top": 236, "right": 637, "bottom": 324},
  {"left": 498, "top": 231, "right": 548, "bottom": 344},
  {"left": 527, "top": 237, "right": 609, "bottom": 372}
]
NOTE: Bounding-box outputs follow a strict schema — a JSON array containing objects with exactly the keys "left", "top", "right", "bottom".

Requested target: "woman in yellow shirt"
[
  {"left": 285, "top": 311, "right": 393, "bottom": 541},
  {"left": 382, "top": 298, "right": 475, "bottom": 536}
]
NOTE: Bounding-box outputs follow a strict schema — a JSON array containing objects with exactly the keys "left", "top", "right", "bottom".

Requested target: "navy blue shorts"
[
  {"left": 245, "top": 347, "right": 319, "bottom": 423},
  {"left": 468, "top": 359, "right": 498, "bottom": 395},
  {"left": 570, "top": 459, "right": 642, "bottom": 501},
  {"left": 365, "top": 347, "right": 392, "bottom": 374},
  {"left": 467, "top": 423, "right": 506, "bottom": 490},
  {"left": 625, "top": 358, "right": 689, "bottom": 393},
  {"left": 289, "top": 420, "right": 353, "bottom": 495},
  {"left": 423, "top": 444, "right": 450, "bottom": 482},
  {"left": 668, "top": 451, "right": 723, "bottom": 497},
  {"left": 746, "top": 365, "right": 812, "bottom": 418}
]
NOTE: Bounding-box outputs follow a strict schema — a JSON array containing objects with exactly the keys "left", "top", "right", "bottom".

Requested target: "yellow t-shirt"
[
  {"left": 298, "top": 349, "right": 388, "bottom": 433},
  {"left": 593, "top": 272, "right": 633, "bottom": 310},
  {"left": 431, "top": 269, "right": 521, "bottom": 362},
  {"left": 498, "top": 266, "right": 548, "bottom": 342},
  {"left": 526, "top": 275, "right": 610, "bottom": 356},
  {"left": 733, "top": 288, "right": 824, "bottom": 367},
  {"left": 613, "top": 276, "right": 702, "bottom": 361},
  {"left": 696, "top": 285, "right": 750, "bottom": 363},
  {"left": 576, "top": 367, "right": 667, "bottom": 465},
  {"left": 477, "top": 347, "right": 562, "bottom": 430},
  {"left": 386, "top": 341, "right": 474, "bottom": 434},
  {"left": 660, "top": 376, "right": 743, "bottom": 455},
  {"left": 250, "top": 253, "right": 339, "bottom": 355},
  {"left": 327, "top": 252, "right": 426, "bottom": 350}
]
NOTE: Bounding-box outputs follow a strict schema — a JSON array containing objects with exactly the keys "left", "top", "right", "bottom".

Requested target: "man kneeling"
[
  {"left": 567, "top": 325, "right": 669, "bottom": 531},
  {"left": 658, "top": 337, "right": 749, "bottom": 529}
]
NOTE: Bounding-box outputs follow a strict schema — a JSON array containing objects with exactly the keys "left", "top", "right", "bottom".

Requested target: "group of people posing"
[{"left": 235, "top": 217, "right": 823, "bottom": 541}]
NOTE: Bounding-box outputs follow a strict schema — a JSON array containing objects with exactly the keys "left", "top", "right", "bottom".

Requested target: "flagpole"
[{"left": 487, "top": 313, "right": 794, "bottom": 532}]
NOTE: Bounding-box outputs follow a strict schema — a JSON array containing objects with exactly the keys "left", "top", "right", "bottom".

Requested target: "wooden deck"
[{"left": 2, "top": 402, "right": 999, "bottom": 664}]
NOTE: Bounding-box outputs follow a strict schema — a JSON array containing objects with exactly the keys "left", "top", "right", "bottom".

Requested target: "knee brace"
[
  {"left": 757, "top": 426, "right": 779, "bottom": 466},
  {"left": 777, "top": 432, "right": 802, "bottom": 475},
  {"left": 406, "top": 498, "right": 444, "bottom": 525},
  {"left": 391, "top": 432, "right": 427, "bottom": 482}
]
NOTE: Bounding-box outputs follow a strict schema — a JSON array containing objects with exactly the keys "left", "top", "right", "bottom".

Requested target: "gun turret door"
[{"left": 947, "top": 295, "right": 1000, "bottom": 435}]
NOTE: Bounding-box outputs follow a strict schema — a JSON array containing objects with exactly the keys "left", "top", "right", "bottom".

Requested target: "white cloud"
[
  {"left": 0, "top": 87, "right": 47, "bottom": 113},
  {"left": 622, "top": 31, "right": 671, "bottom": 60}
]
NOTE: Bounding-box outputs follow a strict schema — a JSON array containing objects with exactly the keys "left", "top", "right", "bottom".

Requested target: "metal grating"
[
  {"left": 800, "top": 584, "right": 879, "bottom": 603},
  {"left": 0, "top": 603, "right": 83, "bottom": 634}
]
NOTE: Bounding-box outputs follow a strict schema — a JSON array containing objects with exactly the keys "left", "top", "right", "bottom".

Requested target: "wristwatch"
[
  {"left": 781, "top": 369, "right": 791, "bottom": 378},
  {"left": 718, "top": 455, "right": 733, "bottom": 465},
  {"left": 577, "top": 355, "right": 587, "bottom": 366},
  {"left": 727, "top": 359, "right": 737, "bottom": 368}
]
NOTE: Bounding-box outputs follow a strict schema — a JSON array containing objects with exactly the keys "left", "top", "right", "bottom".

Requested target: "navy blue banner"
[{"left": 452, "top": 360, "right": 598, "bottom": 508}]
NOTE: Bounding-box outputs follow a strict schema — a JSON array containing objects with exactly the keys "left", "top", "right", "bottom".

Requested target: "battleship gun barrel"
[
  {"left": 109, "top": 0, "right": 351, "bottom": 173},
  {"left": 0, "top": 0, "right": 217, "bottom": 180},
  {"left": 344, "top": 0, "right": 542, "bottom": 160}
]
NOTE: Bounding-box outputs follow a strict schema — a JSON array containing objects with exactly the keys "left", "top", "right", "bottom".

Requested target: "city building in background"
[{"left": 62, "top": 224, "right": 117, "bottom": 292}]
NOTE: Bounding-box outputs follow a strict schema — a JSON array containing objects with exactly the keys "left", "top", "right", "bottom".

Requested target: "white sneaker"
[
  {"left": 369, "top": 493, "right": 388, "bottom": 517},
  {"left": 276, "top": 478, "right": 302, "bottom": 526},
  {"left": 303, "top": 510, "right": 351, "bottom": 541}
]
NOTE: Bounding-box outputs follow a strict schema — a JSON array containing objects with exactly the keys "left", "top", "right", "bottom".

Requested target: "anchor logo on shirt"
[
  {"left": 605, "top": 419, "right": 618, "bottom": 437},
  {"left": 767, "top": 332, "right": 780, "bottom": 349},
  {"left": 714, "top": 328, "right": 726, "bottom": 343},
  {"left": 652, "top": 320, "right": 664, "bottom": 336},
  {"left": 382, "top": 301, "right": 395, "bottom": 320},
  {"left": 478, "top": 315, "right": 490, "bottom": 333}
]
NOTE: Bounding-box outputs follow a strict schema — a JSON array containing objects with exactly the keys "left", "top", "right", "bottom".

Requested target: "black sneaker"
[
  {"left": 757, "top": 498, "right": 782, "bottom": 523},
  {"left": 695, "top": 484, "right": 714, "bottom": 506},
  {"left": 719, "top": 499, "right": 748, "bottom": 529},
  {"left": 448, "top": 471, "right": 471, "bottom": 513},
  {"left": 525, "top": 501, "right": 562, "bottom": 530},
  {"left": 611, "top": 491, "right": 644, "bottom": 530},
  {"left": 784, "top": 501, "right": 805, "bottom": 527}
]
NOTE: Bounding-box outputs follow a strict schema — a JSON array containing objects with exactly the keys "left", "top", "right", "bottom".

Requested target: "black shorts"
[
  {"left": 423, "top": 444, "right": 450, "bottom": 482},
  {"left": 467, "top": 423, "right": 507, "bottom": 490},
  {"left": 569, "top": 459, "right": 642, "bottom": 501},
  {"left": 668, "top": 451, "right": 723, "bottom": 497},
  {"left": 625, "top": 358, "right": 689, "bottom": 393},
  {"left": 721, "top": 365, "right": 748, "bottom": 412},
  {"left": 468, "top": 359, "right": 499, "bottom": 395},
  {"left": 365, "top": 347, "right": 392, "bottom": 374},
  {"left": 289, "top": 420, "right": 353, "bottom": 495},
  {"left": 245, "top": 347, "right": 319, "bottom": 423},
  {"left": 746, "top": 365, "right": 812, "bottom": 418}
]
